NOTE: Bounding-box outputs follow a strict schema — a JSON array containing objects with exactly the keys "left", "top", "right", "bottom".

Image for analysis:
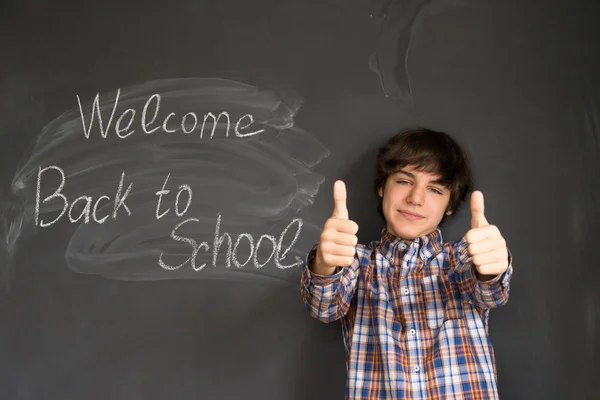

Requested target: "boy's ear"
[{"left": 378, "top": 187, "right": 383, "bottom": 197}]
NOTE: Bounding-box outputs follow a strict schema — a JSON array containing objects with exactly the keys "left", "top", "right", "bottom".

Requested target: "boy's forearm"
[
  {"left": 301, "top": 264, "right": 344, "bottom": 323},
  {"left": 454, "top": 239, "right": 513, "bottom": 309},
  {"left": 301, "top": 246, "right": 359, "bottom": 323},
  {"left": 459, "top": 262, "right": 512, "bottom": 309}
]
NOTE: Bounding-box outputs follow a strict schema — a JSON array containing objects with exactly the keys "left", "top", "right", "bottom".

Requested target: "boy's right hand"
[{"left": 313, "top": 180, "right": 359, "bottom": 274}]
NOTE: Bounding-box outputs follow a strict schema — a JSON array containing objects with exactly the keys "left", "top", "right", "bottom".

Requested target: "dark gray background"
[{"left": 1, "top": 0, "right": 599, "bottom": 399}]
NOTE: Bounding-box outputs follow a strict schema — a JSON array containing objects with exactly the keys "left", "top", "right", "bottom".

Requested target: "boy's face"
[{"left": 378, "top": 165, "right": 451, "bottom": 242}]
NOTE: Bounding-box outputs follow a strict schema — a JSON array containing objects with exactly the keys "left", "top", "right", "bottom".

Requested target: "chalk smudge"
[
  {"left": 370, "top": 0, "right": 469, "bottom": 100},
  {"left": 1, "top": 78, "right": 329, "bottom": 284}
]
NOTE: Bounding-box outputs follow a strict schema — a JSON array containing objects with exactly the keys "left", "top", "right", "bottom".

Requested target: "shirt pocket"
[
  {"left": 421, "top": 275, "right": 445, "bottom": 329},
  {"left": 439, "top": 273, "right": 464, "bottom": 320},
  {"left": 368, "top": 277, "right": 390, "bottom": 302},
  {"left": 421, "top": 274, "right": 465, "bottom": 330}
]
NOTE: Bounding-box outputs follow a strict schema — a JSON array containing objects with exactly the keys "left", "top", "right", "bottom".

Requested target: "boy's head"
[{"left": 375, "top": 127, "right": 473, "bottom": 241}]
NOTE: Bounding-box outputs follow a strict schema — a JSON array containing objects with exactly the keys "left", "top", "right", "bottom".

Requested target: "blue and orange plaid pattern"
[{"left": 301, "top": 228, "right": 513, "bottom": 399}]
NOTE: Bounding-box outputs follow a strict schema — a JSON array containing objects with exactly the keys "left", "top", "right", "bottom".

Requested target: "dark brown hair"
[{"left": 375, "top": 127, "right": 473, "bottom": 225}]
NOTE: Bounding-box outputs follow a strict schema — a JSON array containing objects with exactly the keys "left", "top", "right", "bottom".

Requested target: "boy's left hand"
[{"left": 464, "top": 191, "right": 509, "bottom": 280}]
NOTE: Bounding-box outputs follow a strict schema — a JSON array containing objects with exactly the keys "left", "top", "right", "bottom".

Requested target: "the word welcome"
[{"left": 76, "top": 89, "right": 265, "bottom": 139}]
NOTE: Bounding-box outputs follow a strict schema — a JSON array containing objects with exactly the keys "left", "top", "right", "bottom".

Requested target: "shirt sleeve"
[
  {"left": 452, "top": 237, "right": 513, "bottom": 310},
  {"left": 300, "top": 244, "right": 361, "bottom": 323}
]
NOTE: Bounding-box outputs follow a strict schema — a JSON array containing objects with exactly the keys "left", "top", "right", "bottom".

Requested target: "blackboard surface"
[{"left": 1, "top": 0, "right": 599, "bottom": 399}]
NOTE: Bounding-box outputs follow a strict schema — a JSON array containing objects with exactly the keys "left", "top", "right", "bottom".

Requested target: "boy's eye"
[{"left": 395, "top": 179, "right": 444, "bottom": 194}]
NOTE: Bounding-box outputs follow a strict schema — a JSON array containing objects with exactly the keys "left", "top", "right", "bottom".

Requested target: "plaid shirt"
[{"left": 301, "top": 228, "right": 513, "bottom": 400}]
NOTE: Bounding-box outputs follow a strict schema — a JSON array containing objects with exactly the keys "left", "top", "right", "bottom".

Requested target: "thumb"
[
  {"left": 332, "top": 180, "right": 349, "bottom": 220},
  {"left": 470, "top": 190, "right": 488, "bottom": 228}
]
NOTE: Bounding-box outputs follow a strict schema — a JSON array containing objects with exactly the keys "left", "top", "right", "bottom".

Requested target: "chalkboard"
[{"left": 1, "top": 0, "right": 599, "bottom": 399}]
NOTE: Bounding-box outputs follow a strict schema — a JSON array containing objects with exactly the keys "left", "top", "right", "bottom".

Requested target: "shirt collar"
[{"left": 379, "top": 227, "right": 444, "bottom": 262}]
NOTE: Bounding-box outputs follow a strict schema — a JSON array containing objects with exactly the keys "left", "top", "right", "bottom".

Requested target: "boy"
[{"left": 301, "top": 128, "right": 513, "bottom": 399}]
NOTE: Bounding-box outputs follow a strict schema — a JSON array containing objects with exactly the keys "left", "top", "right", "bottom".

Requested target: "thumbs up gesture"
[
  {"left": 464, "top": 191, "right": 509, "bottom": 280},
  {"left": 313, "top": 181, "right": 359, "bottom": 275}
]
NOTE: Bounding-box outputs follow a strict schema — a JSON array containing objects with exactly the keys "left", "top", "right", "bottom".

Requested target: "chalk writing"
[
  {"left": 36, "top": 166, "right": 304, "bottom": 271},
  {"left": 35, "top": 165, "right": 132, "bottom": 227},
  {"left": 155, "top": 173, "right": 192, "bottom": 219},
  {"left": 4, "top": 77, "right": 329, "bottom": 281},
  {"left": 159, "top": 214, "right": 303, "bottom": 271},
  {"left": 76, "top": 89, "right": 265, "bottom": 139}
]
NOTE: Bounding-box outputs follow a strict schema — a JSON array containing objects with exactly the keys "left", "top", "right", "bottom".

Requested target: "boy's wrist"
[
  {"left": 475, "top": 270, "right": 498, "bottom": 282},
  {"left": 310, "top": 249, "right": 339, "bottom": 276}
]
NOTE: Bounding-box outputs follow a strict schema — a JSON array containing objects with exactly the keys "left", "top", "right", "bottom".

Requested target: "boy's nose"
[{"left": 407, "top": 187, "right": 424, "bottom": 206}]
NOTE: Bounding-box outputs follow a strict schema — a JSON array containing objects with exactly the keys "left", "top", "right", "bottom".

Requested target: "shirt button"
[
  {"left": 399, "top": 242, "right": 407, "bottom": 250},
  {"left": 403, "top": 288, "right": 409, "bottom": 295},
  {"left": 409, "top": 329, "right": 416, "bottom": 336},
  {"left": 414, "top": 366, "right": 420, "bottom": 372}
]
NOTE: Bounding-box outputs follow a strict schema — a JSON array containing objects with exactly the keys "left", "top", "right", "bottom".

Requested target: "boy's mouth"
[{"left": 399, "top": 210, "right": 424, "bottom": 221}]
